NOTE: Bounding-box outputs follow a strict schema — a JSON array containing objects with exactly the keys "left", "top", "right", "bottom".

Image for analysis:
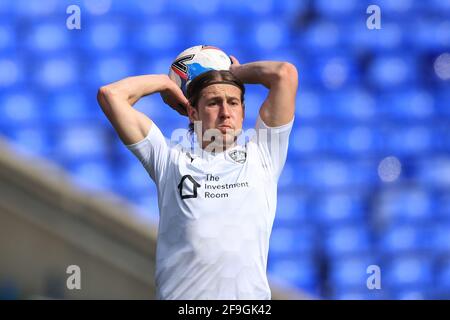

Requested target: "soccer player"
[{"left": 97, "top": 56, "right": 298, "bottom": 299}]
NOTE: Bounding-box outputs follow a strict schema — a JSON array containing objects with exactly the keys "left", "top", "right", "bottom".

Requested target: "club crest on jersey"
[{"left": 228, "top": 150, "right": 247, "bottom": 164}]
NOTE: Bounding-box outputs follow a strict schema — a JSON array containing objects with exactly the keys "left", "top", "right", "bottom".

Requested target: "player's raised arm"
[
  {"left": 229, "top": 56, "right": 298, "bottom": 127},
  {"left": 97, "top": 74, "right": 189, "bottom": 145}
]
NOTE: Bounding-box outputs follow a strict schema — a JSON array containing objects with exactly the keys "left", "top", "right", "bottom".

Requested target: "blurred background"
[{"left": 0, "top": 0, "right": 450, "bottom": 299}]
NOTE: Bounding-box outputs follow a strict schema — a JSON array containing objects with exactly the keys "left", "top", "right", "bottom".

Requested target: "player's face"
[{"left": 192, "top": 83, "right": 244, "bottom": 149}]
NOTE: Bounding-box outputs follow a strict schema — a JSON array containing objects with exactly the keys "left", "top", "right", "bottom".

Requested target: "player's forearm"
[
  {"left": 99, "top": 74, "right": 171, "bottom": 106},
  {"left": 230, "top": 61, "right": 298, "bottom": 89}
]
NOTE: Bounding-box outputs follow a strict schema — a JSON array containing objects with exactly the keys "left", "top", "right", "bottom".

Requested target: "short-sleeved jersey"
[{"left": 126, "top": 116, "right": 294, "bottom": 300}]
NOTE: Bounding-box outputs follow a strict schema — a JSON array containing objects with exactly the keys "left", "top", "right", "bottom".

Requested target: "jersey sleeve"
[
  {"left": 251, "top": 115, "right": 294, "bottom": 181},
  {"left": 125, "top": 123, "right": 170, "bottom": 188}
]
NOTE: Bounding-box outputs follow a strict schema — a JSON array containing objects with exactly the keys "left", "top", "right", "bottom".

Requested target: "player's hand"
[
  {"left": 160, "top": 78, "right": 189, "bottom": 116},
  {"left": 229, "top": 55, "right": 241, "bottom": 72}
]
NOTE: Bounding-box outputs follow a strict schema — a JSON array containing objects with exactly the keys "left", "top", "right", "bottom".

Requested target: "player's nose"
[{"left": 219, "top": 103, "right": 231, "bottom": 118}]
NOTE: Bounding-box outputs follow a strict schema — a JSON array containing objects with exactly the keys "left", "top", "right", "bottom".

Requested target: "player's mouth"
[{"left": 217, "top": 125, "right": 233, "bottom": 133}]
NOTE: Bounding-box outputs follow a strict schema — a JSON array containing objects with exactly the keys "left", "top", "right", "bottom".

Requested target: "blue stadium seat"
[
  {"left": 301, "top": 21, "right": 341, "bottom": 51},
  {"left": 220, "top": 0, "right": 275, "bottom": 16},
  {"left": 295, "top": 89, "right": 323, "bottom": 121},
  {"left": 45, "top": 90, "right": 100, "bottom": 125},
  {"left": 190, "top": 21, "right": 236, "bottom": 49},
  {"left": 427, "top": 0, "right": 450, "bottom": 13},
  {"left": 384, "top": 125, "right": 435, "bottom": 156},
  {"left": 376, "top": 223, "right": 434, "bottom": 255},
  {"left": 270, "top": 225, "right": 317, "bottom": 257},
  {"left": 33, "top": 55, "right": 79, "bottom": 89},
  {"left": 290, "top": 125, "right": 328, "bottom": 155},
  {"left": 0, "top": 92, "right": 41, "bottom": 126},
  {"left": 83, "top": 20, "right": 128, "bottom": 52},
  {"left": 85, "top": 53, "right": 136, "bottom": 87},
  {"left": 407, "top": 17, "right": 450, "bottom": 52},
  {"left": 346, "top": 21, "right": 404, "bottom": 52},
  {"left": 139, "top": 54, "right": 174, "bottom": 76},
  {"left": 328, "top": 254, "right": 380, "bottom": 291},
  {"left": 330, "top": 126, "right": 381, "bottom": 155},
  {"left": 127, "top": 93, "right": 173, "bottom": 123},
  {"left": 323, "top": 223, "right": 372, "bottom": 257},
  {"left": 242, "top": 88, "right": 266, "bottom": 124},
  {"left": 375, "top": 189, "right": 435, "bottom": 225},
  {"left": 314, "top": 0, "right": 362, "bottom": 19},
  {"left": 127, "top": 0, "right": 170, "bottom": 17},
  {"left": 277, "top": 161, "right": 296, "bottom": 189},
  {"left": 367, "top": 54, "right": 418, "bottom": 90},
  {"left": 13, "top": 0, "right": 60, "bottom": 18},
  {"left": 273, "top": 0, "right": 309, "bottom": 21},
  {"left": 415, "top": 157, "right": 450, "bottom": 189},
  {"left": 378, "top": 90, "right": 435, "bottom": 120},
  {"left": 314, "top": 193, "right": 367, "bottom": 225},
  {"left": 114, "top": 161, "right": 154, "bottom": 196},
  {"left": 436, "top": 258, "right": 450, "bottom": 296},
  {"left": 67, "top": 160, "right": 115, "bottom": 192},
  {"left": 0, "top": 23, "right": 16, "bottom": 52},
  {"left": 53, "top": 125, "right": 111, "bottom": 163},
  {"left": 275, "top": 191, "right": 312, "bottom": 224},
  {"left": 268, "top": 256, "right": 319, "bottom": 295},
  {"left": 311, "top": 53, "right": 359, "bottom": 89},
  {"left": 383, "top": 254, "right": 434, "bottom": 289},
  {"left": 438, "top": 194, "right": 450, "bottom": 219},
  {"left": 131, "top": 20, "right": 181, "bottom": 52},
  {"left": 0, "top": 56, "right": 24, "bottom": 89},
  {"left": 326, "top": 88, "right": 376, "bottom": 121},
  {"left": 246, "top": 20, "right": 291, "bottom": 51},
  {"left": 433, "top": 222, "right": 450, "bottom": 255},
  {"left": 305, "top": 159, "right": 354, "bottom": 190},
  {"left": 371, "top": 0, "right": 418, "bottom": 18},
  {"left": 25, "top": 22, "right": 69, "bottom": 52},
  {"left": 162, "top": 0, "right": 222, "bottom": 17}
]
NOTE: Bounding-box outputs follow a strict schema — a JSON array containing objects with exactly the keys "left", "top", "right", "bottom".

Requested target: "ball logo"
[{"left": 171, "top": 54, "right": 195, "bottom": 80}]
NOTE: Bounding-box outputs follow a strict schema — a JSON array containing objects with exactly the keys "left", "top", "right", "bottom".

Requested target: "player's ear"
[{"left": 187, "top": 104, "right": 198, "bottom": 122}]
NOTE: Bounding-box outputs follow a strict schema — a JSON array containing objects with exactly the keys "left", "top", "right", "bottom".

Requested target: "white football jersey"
[{"left": 126, "top": 115, "right": 294, "bottom": 300}]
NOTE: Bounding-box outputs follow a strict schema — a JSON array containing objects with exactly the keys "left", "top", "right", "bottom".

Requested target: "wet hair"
[{"left": 186, "top": 70, "right": 245, "bottom": 135}]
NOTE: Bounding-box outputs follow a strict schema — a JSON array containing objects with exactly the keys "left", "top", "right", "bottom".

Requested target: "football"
[{"left": 168, "top": 45, "right": 232, "bottom": 95}]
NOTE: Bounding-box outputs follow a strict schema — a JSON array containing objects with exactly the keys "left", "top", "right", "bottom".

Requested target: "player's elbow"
[
  {"left": 97, "top": 86, "right": 111, "bottom": 112},
  {"left": 277, "top": 62, "right": 298, "bottom": 85},
  {"left": 97, "top": 85, "right": 123, "bottom": 112},
  {"left": 268, "top": 62, "right": 298, "bottom": 88},
  {"left": 98, "top": 85, "right": 118, "bottom": 102}
]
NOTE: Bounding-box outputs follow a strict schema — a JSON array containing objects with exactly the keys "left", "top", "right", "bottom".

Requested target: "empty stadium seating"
[{"left": 1, "top": 0, "right": 449, "bottom": 299}]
